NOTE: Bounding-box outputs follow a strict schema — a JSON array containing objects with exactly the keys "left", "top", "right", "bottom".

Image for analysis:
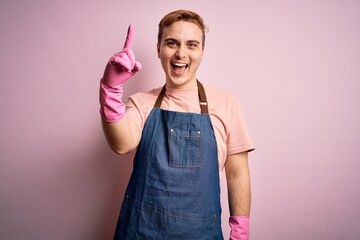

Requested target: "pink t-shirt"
[{"left": 125, "top": 84, "right": 255, "bottom": 171}]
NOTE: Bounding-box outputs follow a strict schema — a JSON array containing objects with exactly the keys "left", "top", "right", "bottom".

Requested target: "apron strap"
[
  {"left": 197, "top": 80, "right": 209, "bottom": 114},
  {"left": 154, "top": 80, "right": 209, "bottom": 114},
  {"left": 154, "top": 85, "right": 166, "bottom": 109}
]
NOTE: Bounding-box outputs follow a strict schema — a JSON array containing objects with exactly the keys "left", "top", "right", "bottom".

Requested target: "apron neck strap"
[{"left": 154, "top": 80, "right": 209, "bottom": 114}]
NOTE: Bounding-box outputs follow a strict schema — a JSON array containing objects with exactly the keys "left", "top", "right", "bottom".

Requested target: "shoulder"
[
  {"left": 125, "top": 86, "right": 163, "bottom": 128},
  {"left": 203, "top": 83, "right": 245, "bottom": 130},
  {"left": 128, "top": 86, "right": 162, "bottom": 105},
  {"left": 203, "top": 84, "right": 240, "bottom": 109}
]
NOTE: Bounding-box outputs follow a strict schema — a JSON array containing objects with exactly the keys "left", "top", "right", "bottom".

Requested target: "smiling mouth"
[{"left": 171, "top": 62, "right": 188, "bottom": 74}]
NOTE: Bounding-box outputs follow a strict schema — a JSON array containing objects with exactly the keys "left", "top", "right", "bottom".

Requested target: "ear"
[
  {"left": 200, "top": 46, "right": 205, "bottom": 61},
  {"left": 157, "top": 43, "right": 160, "bottom": 58}
]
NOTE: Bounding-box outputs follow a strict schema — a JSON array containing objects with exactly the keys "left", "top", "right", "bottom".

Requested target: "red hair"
[{"left": 158, "top": 9, "right": 208, "bottom": 48}]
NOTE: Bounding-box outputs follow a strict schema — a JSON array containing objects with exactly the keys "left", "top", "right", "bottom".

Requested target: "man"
[{"left": 100, "top": 9, "right": 255, "bottom": 239}]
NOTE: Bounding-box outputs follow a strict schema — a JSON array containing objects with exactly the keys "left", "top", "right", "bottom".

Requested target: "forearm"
[
  {"left": 226, "top": 153, "right": 252, "bottom": 239},
  {"left": 225, "top": 152, "right": 251, "bottom": 216},
  {"left": 102, "top": 116, "right": 140, "bottom": 155},
  {"left": 227, "top": 173, "right": 251, "bottom": 216}
]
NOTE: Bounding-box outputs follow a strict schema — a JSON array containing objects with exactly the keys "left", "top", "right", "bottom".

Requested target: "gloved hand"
[
  {"left": 99, "top": 24, "right": 142, "bottom": 122},
  {"left": 229, "top": 216, "right": 250, "bottom": 240}
]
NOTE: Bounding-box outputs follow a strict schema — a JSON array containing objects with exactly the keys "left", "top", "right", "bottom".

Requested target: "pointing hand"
[
  {"left": 100, "top": 24, "right": 142, "bottom": 122},
  {"left": 102, "top": 24, "right": 142, "bottom": 87}
]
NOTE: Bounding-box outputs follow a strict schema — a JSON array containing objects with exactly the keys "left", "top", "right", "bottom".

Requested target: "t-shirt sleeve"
[
  {"left": 124, "top": 88, "right": 160, "bottom": 133},
  {"left": 226, "top": 96, "right": 255, "bottom": 155},
  {"left": 125, "top": 97, "right": 144, "bottom": 134}
]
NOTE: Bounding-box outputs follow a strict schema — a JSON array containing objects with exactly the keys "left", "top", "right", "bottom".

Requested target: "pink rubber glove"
[
  {"left": 99, "top": 24, "right": 142, "bottom": 122},
  {"left": 229, "top": 216, "right": 250, "bottom": 240}
]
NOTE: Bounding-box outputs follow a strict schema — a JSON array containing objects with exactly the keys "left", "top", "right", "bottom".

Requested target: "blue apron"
[{"left": 114, "top": 81, "right": 223, "bottom": 239}]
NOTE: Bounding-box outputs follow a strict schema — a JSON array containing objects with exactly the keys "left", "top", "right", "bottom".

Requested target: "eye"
[
  {"left": 166, "top": 41, "right": 177, "bottom": 47},
  {"left": 188, "top": 42, "right": 199, "bottom": 48}
]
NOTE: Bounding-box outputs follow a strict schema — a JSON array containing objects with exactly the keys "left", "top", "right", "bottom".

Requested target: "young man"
[{"left": 100, "top": 9, "right": 255, "bottom": 240}]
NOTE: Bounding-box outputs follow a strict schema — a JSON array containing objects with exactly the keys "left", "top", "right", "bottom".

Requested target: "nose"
[{"left": 175, "top": 45, "right": 187, "bottom": 59}]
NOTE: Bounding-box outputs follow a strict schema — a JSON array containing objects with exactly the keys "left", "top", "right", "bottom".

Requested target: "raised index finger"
[{"left": 123, "top": 24, "right": 134, "bottom": 50}]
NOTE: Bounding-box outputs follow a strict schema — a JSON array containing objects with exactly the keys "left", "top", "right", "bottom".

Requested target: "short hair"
[{"left": 157, "top": 9, "right": 208, "bottom": 48}]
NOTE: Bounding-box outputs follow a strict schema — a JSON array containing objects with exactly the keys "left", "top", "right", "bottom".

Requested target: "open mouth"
[{"left": 171, "top": 62, "right": 188, "bottom": 74}]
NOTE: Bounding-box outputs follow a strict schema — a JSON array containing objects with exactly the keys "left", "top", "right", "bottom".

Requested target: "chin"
[{"left": 167, "top": 76, "right": 195, "bottom": 88}]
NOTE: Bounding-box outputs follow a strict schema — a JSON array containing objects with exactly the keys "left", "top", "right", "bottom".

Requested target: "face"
[{"left": 157, "top": 21, "right": 204, "bottom": 89}]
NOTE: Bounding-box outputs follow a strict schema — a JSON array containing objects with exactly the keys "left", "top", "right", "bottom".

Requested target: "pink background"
[{"left": 1, "top": 0, "right": 360, "bottom": 239}]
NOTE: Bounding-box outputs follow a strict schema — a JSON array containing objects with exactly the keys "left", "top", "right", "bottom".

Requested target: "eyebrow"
[
  {"left": 187, "top": 40, "right": 200, "bottom": 44},
  {"left": 164, "top": 38, "right": 200, "bottom": 44},
  {"left": 164, "top": 38, "right": 179, "bottom": 43}
]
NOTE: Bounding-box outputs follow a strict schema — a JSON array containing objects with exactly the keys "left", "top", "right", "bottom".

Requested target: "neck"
[{"left": 165, "top": 77, "right": 198, "bottom": 89}]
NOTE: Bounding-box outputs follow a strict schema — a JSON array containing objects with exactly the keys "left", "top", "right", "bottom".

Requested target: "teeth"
[{"left": 172, "top": 63, "right": 187, "bottom": 67}]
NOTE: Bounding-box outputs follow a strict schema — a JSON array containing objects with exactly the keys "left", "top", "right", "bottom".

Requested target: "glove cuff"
[
  {"left": 99, "top": 82, "right": 125, "bottom": 122},
  {"left": 229, "top": 216, "right": 250, "bottom": 240}
]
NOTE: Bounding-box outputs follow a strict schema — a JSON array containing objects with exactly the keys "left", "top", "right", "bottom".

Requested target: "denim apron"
[{"left": 114, "top": 81, "right": 223, "bottom": 239}]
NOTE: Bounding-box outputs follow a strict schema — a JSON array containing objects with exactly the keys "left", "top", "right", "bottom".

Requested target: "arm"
[
  {"left": 100, "top": 25, "right": 142, "bottom": 154},
  {"left": 102, "top": 116, "right": 141, "bottom": 154},
  {"left": 225, "top": 151, "right": 251, "bottom": 240},
  {"left": 225, "top": 151, "right": 251, "bottom": 216}
]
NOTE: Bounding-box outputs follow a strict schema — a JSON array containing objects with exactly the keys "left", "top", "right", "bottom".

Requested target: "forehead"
[{"left": 162, "top": 21, "right": 203, "bottom": 41}]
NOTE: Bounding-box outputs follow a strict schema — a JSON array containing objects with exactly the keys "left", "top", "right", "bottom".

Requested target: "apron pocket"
[
  {"left": 168, "top": 128, "right": 201, "bottom": 168},
  {"left": 115, "top": 195, "right": 140, "bottom": 239},
  {"left": 166, "top": 210, "right": 219, "bottom": 239},
  {"left": 118, "top": 195, "right": 220, "bottom": 239},
  {"left": 118, "top": 195, "right": 167, "bottom": 239}
]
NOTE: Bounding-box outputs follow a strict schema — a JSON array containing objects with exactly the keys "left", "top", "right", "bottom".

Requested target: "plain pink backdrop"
[{"left": 1, "top": 0, "right": 360, "bottom": 239}]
